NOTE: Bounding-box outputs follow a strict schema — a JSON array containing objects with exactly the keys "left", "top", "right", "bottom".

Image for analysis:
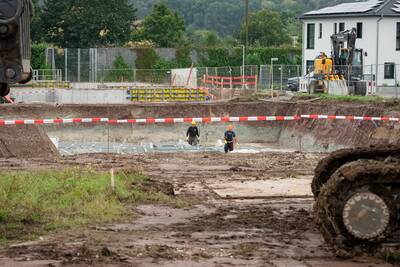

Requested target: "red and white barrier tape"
[{"left": 0, "top": 115, "right": 398, "bottom": 126}]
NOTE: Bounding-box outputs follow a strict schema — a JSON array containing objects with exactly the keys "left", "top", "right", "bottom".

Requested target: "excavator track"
[
  {"left": 314, "top": 159, "right": 400, "bottom": 257},
  {"left": 312, "top": 145, "right": 400, "bottom": 198}
]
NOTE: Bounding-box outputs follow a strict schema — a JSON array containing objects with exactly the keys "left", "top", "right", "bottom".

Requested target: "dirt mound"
[{"left": 0, "top": 125, "right": 58, "bottom": 159}]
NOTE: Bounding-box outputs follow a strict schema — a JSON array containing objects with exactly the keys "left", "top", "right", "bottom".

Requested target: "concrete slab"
[
  {"left": 208, "top": 178, "right": 313, "bottom": 199},
  {"left": 271, "top": 259, "right": 308, "bottom": 267},
  {"left": 305, "top": 260, "right": 393, "bottom": 267}
]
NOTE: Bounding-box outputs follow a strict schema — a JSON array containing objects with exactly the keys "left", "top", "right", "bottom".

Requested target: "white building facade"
[{"left": 301, "top": 0, "right": 400, "bottom": 86}]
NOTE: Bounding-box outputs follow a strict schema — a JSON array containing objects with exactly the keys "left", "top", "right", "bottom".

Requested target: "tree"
[
  {"left": 131, "top": 0, "right": 352, "bottom": 37},
  {"left": 237, "top": 9, "right": 291, "bottom": 47},
  {"left": 187, "top": 29, "right": 222, "bottom": 47},
  {"left": 31, "top": 0, "right": 45, "bottom": 43},
  {"left": 141, "top": 2, "right": 185, "bottom": 47},
  {"left": 41, "top": 0, "right": 136, "bottom": 47}
]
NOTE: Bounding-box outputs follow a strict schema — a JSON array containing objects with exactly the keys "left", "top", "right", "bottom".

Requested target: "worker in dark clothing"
[
  {"left": 187, "top": 121, "right": 200, "bottom": 146},
  {"left": 224, "top": 125, "right": 237, "bottom": 153}
]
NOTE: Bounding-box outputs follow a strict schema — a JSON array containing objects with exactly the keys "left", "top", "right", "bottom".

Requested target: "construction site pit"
[{"left": 0, "top": 100, "right": 399, "bottom": 267}]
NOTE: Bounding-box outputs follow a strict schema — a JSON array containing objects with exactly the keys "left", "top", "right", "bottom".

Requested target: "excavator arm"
[{"left": 330, "top": 28, "right": 358, "bottom": 79}]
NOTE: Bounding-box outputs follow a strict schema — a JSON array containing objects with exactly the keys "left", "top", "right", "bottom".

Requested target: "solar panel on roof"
[
  {"left": 305, "top": 0, "right": 384, "bottom": 15},
  {"left": 392, "top": 0, "right": 400, "bottom": 13}
]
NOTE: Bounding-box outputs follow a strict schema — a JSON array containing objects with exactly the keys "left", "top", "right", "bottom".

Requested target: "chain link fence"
[
  {"left": 258, "top": 64, "right": 400, "bottom": 96},
  {"left": 41, "top": 46, "right": 400, "bottom": 98}
]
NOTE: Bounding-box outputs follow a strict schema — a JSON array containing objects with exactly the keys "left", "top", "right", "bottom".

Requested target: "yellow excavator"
[
  {"left": 0, "top": 0, "right": 33, "bottom": 97},
  {"left": 310, "top": 28, "right": 364, "bottom": 95}
]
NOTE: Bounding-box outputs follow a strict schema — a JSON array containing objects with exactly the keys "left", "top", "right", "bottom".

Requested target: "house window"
[
  {"left": 397, "top": 22, "right": 400, "bottom": 51},
  {"left": 339, "top": 22, "right": 345, "bottom": 32},
  {"left": 384, "top": 63, "right": 395, "bottom": 79},
  {"left": 307, "top": 23, "right": 315, "bottom": 49},
  {"left": 334, "top": 23, "right": 337, "bottom": 34},
  {"left": 357, "top": 22, "right": 363, "bottom": 39},
  {"left": 319, "top": 23, "right": 323, "bottom": 39}
]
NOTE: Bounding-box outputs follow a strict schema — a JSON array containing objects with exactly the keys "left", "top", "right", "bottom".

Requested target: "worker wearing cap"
[
  {"left": 186, "top": 121, "right": 200, "bottom": 146},
  {"left": 224, "top": 125, "right": 237, "bottom": 153}
]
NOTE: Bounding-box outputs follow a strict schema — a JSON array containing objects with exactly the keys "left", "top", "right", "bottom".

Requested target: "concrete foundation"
[{"left": 11, "top": 87, "right": 131, "bottom": 104}]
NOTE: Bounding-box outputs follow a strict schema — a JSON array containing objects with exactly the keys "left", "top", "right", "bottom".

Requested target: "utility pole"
[{"left": 245, "top": 0, "right": 249, "bottom": 49}]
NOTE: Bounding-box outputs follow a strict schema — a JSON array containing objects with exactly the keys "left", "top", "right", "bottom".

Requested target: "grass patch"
[
  {"left": 0, "top": 167, "right": 184, "bottom": 243},
  {"left": 297, "top": 93, "right": 387, "bottom": 103}
]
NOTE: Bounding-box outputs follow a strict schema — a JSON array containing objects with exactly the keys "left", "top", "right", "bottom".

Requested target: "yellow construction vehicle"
[
  {"left": 310, "top": 53, "right": 334, "bottom": 93},
  {"left": 310, "top": 28, "right": 365, "bottom": 95}
]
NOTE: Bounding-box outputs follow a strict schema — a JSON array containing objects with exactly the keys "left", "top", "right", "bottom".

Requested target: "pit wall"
[{"left": 1, "top": 101, "right": 400, "bottom": 153}]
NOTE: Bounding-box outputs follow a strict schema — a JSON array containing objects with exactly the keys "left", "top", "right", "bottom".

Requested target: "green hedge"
[
  {"left": 31, "top": 46, "right": 302, "bottom": 72},
  {"left": 133, "top": 47, "right": 301, "bottom": 69},
  {"left": 197, "top": 47, "right": 301, "bottom": 67},
  {"left": 31, "top": 43, "right": 51, "bottom": 70}
]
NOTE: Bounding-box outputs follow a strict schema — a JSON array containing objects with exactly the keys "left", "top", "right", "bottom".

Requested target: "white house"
[{"left": 301, "top": 0, "right": 400, "bottom": 86}]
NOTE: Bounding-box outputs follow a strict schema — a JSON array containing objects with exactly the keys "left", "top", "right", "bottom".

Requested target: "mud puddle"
[{"left": 54, "top": 140, "right": 295, "bottom": 156}]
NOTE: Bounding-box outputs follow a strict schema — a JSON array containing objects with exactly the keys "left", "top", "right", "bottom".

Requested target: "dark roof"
[{"left": 301, "top": 0, "right": 400, "bottom": 19}]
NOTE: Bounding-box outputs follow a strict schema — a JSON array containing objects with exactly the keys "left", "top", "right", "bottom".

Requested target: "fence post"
[
  {"left": 64, "top": 48, "right": 68, "bottom": 82},
  {"left": 280, "top": 65, "right": 283, "bottom": 91},
  {"left": 77, "top": 48, "right": 81, "bottom": 82},
  {"left": 395, "top": 64, "right": 398, "bottom": 98},
  {"left": 258, "top": 65, "right": 262, "bottom": 92}
]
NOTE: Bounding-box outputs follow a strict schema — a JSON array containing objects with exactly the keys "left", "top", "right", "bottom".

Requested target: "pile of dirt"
[{"left": 0, "top": 125, "right": 58, "bottom": 159}]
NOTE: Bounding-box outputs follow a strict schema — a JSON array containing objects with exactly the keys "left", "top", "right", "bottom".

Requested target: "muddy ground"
[{"left": 0, "top": 151, "right": 394, "bottom": 267}]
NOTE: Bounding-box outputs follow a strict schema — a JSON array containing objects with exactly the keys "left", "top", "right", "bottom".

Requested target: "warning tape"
[{"left": 0, "top": 115, "right": 398, "bottom": 126}]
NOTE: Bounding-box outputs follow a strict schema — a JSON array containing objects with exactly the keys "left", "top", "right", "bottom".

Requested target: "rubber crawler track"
[
  {"left": 314, "top": 160, "right": 400, "bottom": 257},
  {"left": 312, "top": 145, "right": 400, "bottom": 198}
]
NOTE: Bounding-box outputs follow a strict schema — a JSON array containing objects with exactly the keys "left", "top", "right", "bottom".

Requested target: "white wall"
[
  {"left": 302, "top": 16, "right": 400, "bottom": 87},
  {"left": 377, "top": 18, "right": 400, "bottom": 86},
  {"left": 10, "top": 88, "right": 131, "bottom": 104},
  {"left": 303, "top": 17, "right": 379, "bottom": 75}
]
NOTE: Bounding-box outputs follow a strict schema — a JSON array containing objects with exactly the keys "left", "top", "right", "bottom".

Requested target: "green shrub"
[
  {"left": 31, "top": 43, "right": 51, "bottom": 70},
  {"left": 105, "top": 54, "right": 133, "bottom": 82}
]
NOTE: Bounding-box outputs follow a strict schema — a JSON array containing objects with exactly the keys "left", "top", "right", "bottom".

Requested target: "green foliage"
[
  {"left": 31, "top": 43, "right": 51, "bottom": 70},
  {"left": 131, "top": 0, "right": 261, "bottom": 36},
  {"left": 0, "top": 168, "right": 184, "bottom": 242},
  {"left": 135, "top": 47, "right": 191, "bottom": 70},
  {"left": 136, "top": 48, "right": 160, "bottom": 69},
  {"left": 131, "top": 0, "right": 351, "bottom": 36},
  {"left": 41, "top": 0, "right": 136, "bottom": 47},
  {"left": 299, "top": 93, "right": 386, "bottom": 103},
  {"left": 198, "top": 47, "right": 301, "bottom": 67},
  {"left": 31, "top": 0, "right": 45, "bottom": 43},
  {"left": 237, "top": 9, "right": 291, "bottom": 47},
  {"left": 106, "top": 55, "right": 134, "bottom": 82},
  {"left": 187, "top": 29, "right": 222, "bottom": 48},
  {"left": 175, "top": 46, "right": 192, "bottom": 67},
  {"left": 197, "top": 48, "right": 233, "bottom": 67},
  {"left": 142, "top": 2, "right": 186, "bottom": 47}
]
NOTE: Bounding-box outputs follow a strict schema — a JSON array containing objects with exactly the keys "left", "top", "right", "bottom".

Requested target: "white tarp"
[{"left": 171, "top": 68, "right": 198, "bottom": 89}]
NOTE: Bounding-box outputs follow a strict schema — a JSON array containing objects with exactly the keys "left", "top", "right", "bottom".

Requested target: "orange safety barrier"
[{"left": 203, "top": 75, "right": 257, "bottom": 86}]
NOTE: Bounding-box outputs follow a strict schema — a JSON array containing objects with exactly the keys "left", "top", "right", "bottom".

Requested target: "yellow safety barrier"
[
  {"left": 127, "top": 87, "right": 207, "bottom": 102},
  {"left": 31, "top": 80, "right": 71, "bottom": 89}
]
